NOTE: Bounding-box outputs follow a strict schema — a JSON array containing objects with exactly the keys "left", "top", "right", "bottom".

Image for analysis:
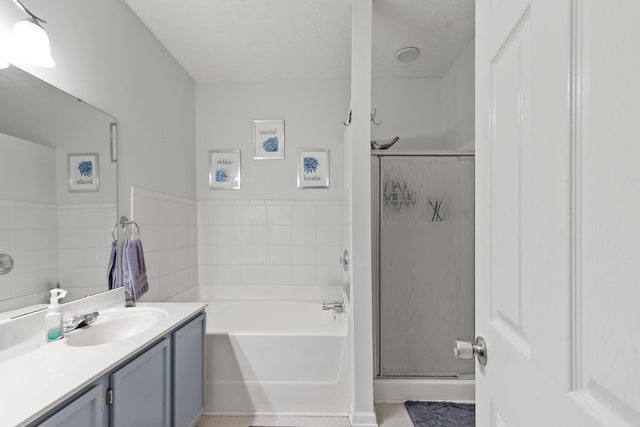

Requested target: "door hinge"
[{"left": 106, "top": 388, "right": 113, "bottom": 405}]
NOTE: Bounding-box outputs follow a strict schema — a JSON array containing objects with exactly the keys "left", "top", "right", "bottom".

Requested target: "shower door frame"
[{"left": 372, "top": 150, "right": 475, "bottom": 379}]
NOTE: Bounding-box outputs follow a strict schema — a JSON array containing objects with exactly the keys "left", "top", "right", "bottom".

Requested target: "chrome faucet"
[
  {"left": 63, "top": 311, "right": 99, "bottom": 333},
  {"left": 322, "top": 301, "right": 344, "bottom": 314},
  {"left": 125, "top": 290, "right": 136, "bottom": 307}
]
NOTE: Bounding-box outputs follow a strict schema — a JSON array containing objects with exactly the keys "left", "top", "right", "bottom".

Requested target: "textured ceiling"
[
  {"left": 124, "top": 0, "right": 474, "bottom": 82},
  {"left": 124, "top": 0, "right": 352, "bottom": 82},
  {"left": 373, "top": 0, "right": 475, "bottom": 79}
]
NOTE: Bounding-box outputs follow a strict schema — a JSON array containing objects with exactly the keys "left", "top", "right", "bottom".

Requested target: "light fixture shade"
[
  {"left": 0, "top": 44, "right": 10, "bottom": 69},
  {"left": 9, "top": 18, "right": 55, "bottom": 68}
]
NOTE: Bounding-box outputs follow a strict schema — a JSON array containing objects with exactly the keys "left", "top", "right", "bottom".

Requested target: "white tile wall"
[
  {"left": 131, "top": 187, "right": 198, "bottom": 301},
  {"left": 0, "top": 201, "right": 59, "bottom": 312},
  {"left": 57, "top": 203, "right": 116, "bottom": 301},
  {"left": 198, "top": 200, "right": 343, "bottom": 287}
]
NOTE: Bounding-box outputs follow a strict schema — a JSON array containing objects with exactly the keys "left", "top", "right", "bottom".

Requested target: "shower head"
[{"left": 371, "top": 137, "right": 400, "bottom": 150}]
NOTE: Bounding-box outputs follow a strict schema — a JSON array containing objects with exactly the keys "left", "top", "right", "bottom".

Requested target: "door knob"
[{"left": 454, "top": 336, "right": 487, "bottom": 366}]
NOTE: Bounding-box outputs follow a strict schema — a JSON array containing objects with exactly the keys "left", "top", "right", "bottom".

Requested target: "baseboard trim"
[{"left": 349, "top": 411, "right": 378, "bottom": 427}]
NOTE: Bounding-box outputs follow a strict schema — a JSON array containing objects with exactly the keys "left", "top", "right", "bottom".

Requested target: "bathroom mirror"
[{"left": 0, "top": 65, "right": 117, "bottom": 315}]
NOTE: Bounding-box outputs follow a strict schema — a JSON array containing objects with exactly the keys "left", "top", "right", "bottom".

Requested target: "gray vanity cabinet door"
[
  {"left": 110, "top": 338, "right": 171, "bottom": 427},
  {"left": 37, "top": 381, "right": 108, "bottom": 427},
  {"left": 172, "top": 313, "right": 205, "bottom": 427}
]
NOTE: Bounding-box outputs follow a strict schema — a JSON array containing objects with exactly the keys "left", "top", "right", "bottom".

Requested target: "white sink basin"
[{"left": 64, "top": 307, "right": 168, "bottom": 347}]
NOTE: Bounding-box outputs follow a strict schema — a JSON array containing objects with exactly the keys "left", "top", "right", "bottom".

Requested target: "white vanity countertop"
[{"left": 0, "top": 301, "right": 207, "bottom": 427}]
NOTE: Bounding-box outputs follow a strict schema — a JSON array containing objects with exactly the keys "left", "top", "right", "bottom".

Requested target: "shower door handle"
[
  {"left": 454, "top": 336, "right": 488, "bottom": 366},
  {"left": 339, "top": 250, "right": 350, "bottom": 272}
]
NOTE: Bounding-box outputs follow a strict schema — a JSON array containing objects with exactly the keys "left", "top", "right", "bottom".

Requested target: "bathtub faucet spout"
[{"left": 322, "top": 301, "right": 344, "bottom": 314}]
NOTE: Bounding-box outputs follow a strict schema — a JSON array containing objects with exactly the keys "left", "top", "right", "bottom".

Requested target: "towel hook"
[
  {"left": 124, "top": 221, "right": 140, "bottom": 241},
  {"left": 371, "top": 108, "right": 382, "bottom": 126},
  {"left": 342, "top": 109, "right": 352, "bottom": 126}
]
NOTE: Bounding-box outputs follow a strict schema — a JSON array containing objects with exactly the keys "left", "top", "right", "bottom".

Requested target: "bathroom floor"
[{"left": 197, "top": 403, "right": 414, "bottom": 427}]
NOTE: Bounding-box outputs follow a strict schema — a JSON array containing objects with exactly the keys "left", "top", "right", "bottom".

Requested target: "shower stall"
[{"left": 372, "top": 150, "right": 475, "bottom": 401}]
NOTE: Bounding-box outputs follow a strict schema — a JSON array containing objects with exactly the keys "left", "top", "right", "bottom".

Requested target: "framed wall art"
[
  {"left": 297, "top": 149, "right": 329, "bottom": 189},
  {"left": 68, "top": 153, "right": 100, "bottom": 192},
  {"left": 253, "top": 119, "right": 285, "bottom": 159},
  {"left": 209, "top": 150, "right": 241, "bottom": 190}
]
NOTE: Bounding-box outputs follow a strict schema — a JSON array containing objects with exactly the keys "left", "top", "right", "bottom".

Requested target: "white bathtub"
[{"left": 201, "top": 298, "right": 349, "bottom": 416}]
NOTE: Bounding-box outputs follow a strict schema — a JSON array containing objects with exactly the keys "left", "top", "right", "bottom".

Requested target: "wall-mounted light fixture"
[
  {"left": 7, "top": 0, "right": 55, "bottom": 68},
  {"left": 0, "top": 44, "right": 9, "bottom": 69}
]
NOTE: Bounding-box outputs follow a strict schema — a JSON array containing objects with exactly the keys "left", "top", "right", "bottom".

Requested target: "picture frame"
[
  {"left": 68, "top": 153, "right": 100, "bottom": 192},
  {"left": 297, "top": 149, "right": 330, "bottom": 189},
  {"left": 209, "top": 150, "right": 241, "bottom": 190},
  {"left": 109, "top": 122, "right": 117, "bottom": 162},
  {"left": 253, "top": 119, "right": 285, "bottom": 159}
]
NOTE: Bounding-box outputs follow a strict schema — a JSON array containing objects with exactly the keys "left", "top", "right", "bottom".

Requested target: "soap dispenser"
[{"left": 45, "top": 288, "right": 67, "bottom": 341}]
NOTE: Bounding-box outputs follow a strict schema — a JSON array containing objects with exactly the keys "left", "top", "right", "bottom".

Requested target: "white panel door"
[{"left": 475, "top": 0, "right": 640, "bottom": 425}]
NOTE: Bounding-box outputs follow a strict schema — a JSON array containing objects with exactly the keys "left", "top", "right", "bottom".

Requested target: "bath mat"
[{"left": 405, "top": 401, "right": 475, "bottom": 427}]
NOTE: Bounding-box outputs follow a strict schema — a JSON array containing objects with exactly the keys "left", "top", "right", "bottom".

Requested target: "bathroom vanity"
[{"left": 0, "top": 297, "right": 206, "bottom": 427}]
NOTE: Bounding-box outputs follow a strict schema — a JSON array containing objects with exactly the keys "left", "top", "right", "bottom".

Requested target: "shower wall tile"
[
  {"left": 218, "top": 265, "right": 242, "bottom": 284},
  {"left": 242, "top": 265, "right": 266, "bottom": 285},
  {"left": 266, "top": 205, "right": 292, "bottom": 225},
  {"left": 57, "top": 202, "right": 115, "bottom": 301},
  {"left": 242, "top": 225, "right": 266, "bottom": 246},
  {"left": 292, "top": 206, "right": 316, "bottom": 225},
  {"left": 267, "top": 265, "right": 291, "bottom": 285},
  {"left": 292, "top": 246, "right": 316, "bottom": 265},
  {"left": 217, "top": 225, "right": 242, "bottom": 245},
  {"left": 217, "top": 246, "right": 242, "bottom": 265},
  {"left": 242, "top": 245, "right": 266, "bottom": 265},
  {"left": 292, "top": 226, "right": 316, "bottom": 246},
  {"left": 0, "top": 200, "right": 59, "bottom": 311},
  {"left": 242, "top": 205, "right": 266, "bottom": 225},
  {"left": 131, "top": 187, "right": 198, "bottom": 302},
  {"left": 198, "top": 200, "right": 343, "bottom": 287},
  {"left": 266, "top": 226, "right": 291, "bottom": 245},
  {"left": 266, "top": 245, "right": 291, "bottom": 265},
  {"left": 291, "top": 265, "right": 316, "bottom": 285}
]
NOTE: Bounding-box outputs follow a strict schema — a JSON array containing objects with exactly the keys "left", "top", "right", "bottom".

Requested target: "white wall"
[
  {"left": 0, "top": 0, "right": 197, "bottom": 303},
  {"left": 371, "top": 39, "right": 475, "bottom": 151},
  {"left": 441, "top": 39, "right": 475, "bottom": 149},
  {"left": 371, "top": 79, "right": 443, "bottom": 148},
  {"left": 196, "top": 81, "right": 348, "bottom": 201},
  {"left": 0, "top": 0, "right": 196, "bottom": 217},
  {"left": 0, "top": 133, "right": 57, "bottom": 204},
  {"left": 349, "top": 1, "right": 377, "bottom": 426}
]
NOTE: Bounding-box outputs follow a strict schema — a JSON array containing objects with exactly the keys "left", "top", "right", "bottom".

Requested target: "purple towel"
[
  {"left": 107, "top": 240, "right": 119, "bottom": 290},
  {"left": 122, "top": 239, "right": 149, "bottom": 299}
]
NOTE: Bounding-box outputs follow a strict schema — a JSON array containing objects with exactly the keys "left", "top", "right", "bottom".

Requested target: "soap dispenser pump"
[{"left": 45, "top": 288, "right": 67, "bottom": 341}]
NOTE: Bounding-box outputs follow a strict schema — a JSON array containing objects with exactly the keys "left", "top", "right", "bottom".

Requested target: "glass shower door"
[{"left": 377, "top": 156, "right": 474, "bottom": 378}]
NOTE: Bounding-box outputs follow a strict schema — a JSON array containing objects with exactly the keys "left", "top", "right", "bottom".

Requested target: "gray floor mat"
[{"left": 405, "top": 401, "right": 475, "bottom": 427}]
